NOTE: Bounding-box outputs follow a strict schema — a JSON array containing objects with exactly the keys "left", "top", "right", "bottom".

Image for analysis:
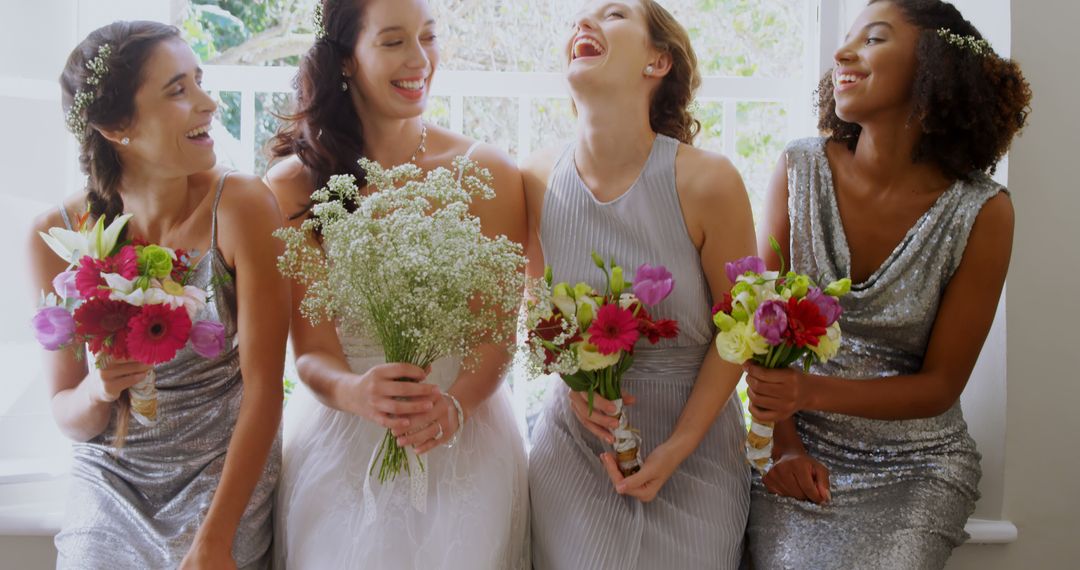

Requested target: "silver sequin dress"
[
  {"left": 747, "top": 137, "right": 1001, "bottom": 569},
  {"left": 53, "top": 173, "right": 281, "bottom": 569},
  {"left": 529, "top": 135, "right": 751, "bottom": 569}
]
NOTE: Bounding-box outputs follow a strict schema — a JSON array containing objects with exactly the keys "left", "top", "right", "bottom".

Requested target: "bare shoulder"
[
  {"left": 263, "top": 155, "right": 314, "bottom": 218},
  {"left": 216, "top": 171, "right": 282, "bottom": 229},
  {"left": 31, "top": 192, "right": 90, "bottom": 234},
  {"left": 521, "top": 145, "right": 562, "bottom": 186},
  {"left": 674, "top": 143, "right": 748, "bottom": 208}
]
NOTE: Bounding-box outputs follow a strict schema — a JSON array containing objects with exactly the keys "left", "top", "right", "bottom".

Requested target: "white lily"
[{"left": 38, "top": 213, "right": 133, "bottom": 265}]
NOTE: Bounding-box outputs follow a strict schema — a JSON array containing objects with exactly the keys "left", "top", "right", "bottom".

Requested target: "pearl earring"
[
  {"left": 121, "top": 137, "right": 130, "bottom": 146},
  {"left": 341, "top": 80, "right": 348, "bottom": 92},
  {"left": 644, "top": 65, "right": 655, "bottom": 76}
]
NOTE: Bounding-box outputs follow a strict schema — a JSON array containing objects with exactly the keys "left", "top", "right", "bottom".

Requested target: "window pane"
[
  {"left": 531, "top": 98, "right": 576, "bottom": 153},
  {"left": 465, "top": 97, "right": 519, "bottom": 158},
  {"left": 694, "top": 101, "right": 727, "bottom": 155},
  {"left": 734, "top": 101, "right": 787, "bottom": 218}
]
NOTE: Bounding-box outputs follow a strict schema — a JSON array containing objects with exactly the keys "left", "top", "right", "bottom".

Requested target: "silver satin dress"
[
  {"left": 529, "top": 134, "right": 751, "bottom": 569},
  {"left": 53, "top": 173, "right": 281, "bottom": 569},
  {"left": 748, "top": 137, "right": 1001, "bottom": 569}
]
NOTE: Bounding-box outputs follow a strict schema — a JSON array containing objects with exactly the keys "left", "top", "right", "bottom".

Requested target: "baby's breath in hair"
[
  {"left": 65, "top": 43, "right": 113, "bottom": 141},
  {"left": 937, "top": 28, "right": 992, "bottom": 56},
  {"left": 313, "top": 2, "right": 327, "bottom": 40}
]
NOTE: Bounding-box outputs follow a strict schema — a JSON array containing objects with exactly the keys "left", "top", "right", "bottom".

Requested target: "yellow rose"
[
  {"left": 714, "top": 321, "right": 769, "bottom": 364},
  {"left": 576, "top": 341, "right": 621, "bottom": 371},
  {"left": 810, "top": 322, "right": 842, "bottom": 363}
]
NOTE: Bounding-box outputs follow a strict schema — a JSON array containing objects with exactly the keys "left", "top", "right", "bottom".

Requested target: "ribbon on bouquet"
[
  {"left": 611, "top": 398, "right": 642, "bottom": 475},
  {"left": 746, "top": 418, "right": 774, "bottom": 474},
  {"left": 361, "top": 442, "right": 428, "bottom": 525}
]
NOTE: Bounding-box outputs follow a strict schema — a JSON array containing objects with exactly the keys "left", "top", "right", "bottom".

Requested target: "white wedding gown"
[{"left": 275, "top": 333, "right": 530, "bottom": 569}]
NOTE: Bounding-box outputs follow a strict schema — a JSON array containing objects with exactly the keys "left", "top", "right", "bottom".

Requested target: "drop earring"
[{"left": 341, "top": 72, "right": 349, "bottom": 92}]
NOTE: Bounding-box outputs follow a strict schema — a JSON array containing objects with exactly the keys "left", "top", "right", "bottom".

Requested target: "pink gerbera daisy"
[
  {"left": 126, "top": 304, "right": 192, "bottom": 365},
  {"left": 587, "top": 304, "right": 639, "bottom": 355}
]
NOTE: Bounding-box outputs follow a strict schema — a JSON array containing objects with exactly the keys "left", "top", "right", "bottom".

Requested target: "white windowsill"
[{"left": 0, "top": 465, "right": 1019, "bottom": 543}]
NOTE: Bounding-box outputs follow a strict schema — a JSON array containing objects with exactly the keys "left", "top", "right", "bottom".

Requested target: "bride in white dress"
[{"left": 264, "top": 1, "right": 529, "bottom": 567}]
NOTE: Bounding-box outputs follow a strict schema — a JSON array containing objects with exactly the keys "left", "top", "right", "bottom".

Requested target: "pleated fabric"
[{"left": 529, "top": 135, "right": 750, "bottom": 569}]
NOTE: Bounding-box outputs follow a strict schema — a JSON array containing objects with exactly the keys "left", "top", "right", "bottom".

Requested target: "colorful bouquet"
[
  {"left": 33, "top": 213, "right": 227, "bottom": 426},
  {"left": 712, "top": 238, "right": 851, "bottom": 473},
  {"left": 523, "top": 254, "right": 679, "bottom": 476},
  {"left": 275, "top": 157, "right": 526, "bottom": 483}
]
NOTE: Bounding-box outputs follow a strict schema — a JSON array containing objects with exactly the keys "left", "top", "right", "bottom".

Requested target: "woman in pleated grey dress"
[
  {"left": 744, "top": 2, "right": 1030, "bottom": 568},
  {"left": 524, "top": 2, "right": 755, "bottom": 568},
  {"left": 28, "top": 22, "right": 289, "bottom": 569}
]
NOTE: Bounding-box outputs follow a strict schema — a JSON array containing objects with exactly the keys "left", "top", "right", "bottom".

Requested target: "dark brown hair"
[
  {"left": 817, "top": 0, "right": 1032, "bottom": 179},
  {"left": 642, "top": 0, "right": 701, "bottom": 145},
  {"left": 61, "top": 21, "right": 182, "bottom": 447},
  {"left": 61, "top": 21, "right": 182, "bottom": 225},
  {"left": 269, "top": 0, "right": 370, "bottom": 212}
]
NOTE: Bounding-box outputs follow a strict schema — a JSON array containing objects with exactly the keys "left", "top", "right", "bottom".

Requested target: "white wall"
[{"left": 948, "top": 0, "right": 1080, "bottom": 567}]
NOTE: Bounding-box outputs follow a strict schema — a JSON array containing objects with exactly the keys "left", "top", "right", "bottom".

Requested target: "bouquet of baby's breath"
[{"left": 275, "top": 156, "right": 526, "bottom": 482}]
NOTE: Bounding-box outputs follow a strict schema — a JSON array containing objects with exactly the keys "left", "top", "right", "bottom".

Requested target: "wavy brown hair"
[
  {"left": 817, "top": 0, "right": 1032, "bottom": 180},
  {"left": 642, "top": 0, "right": 701, "bottom": 145},
  {"left": 60, "top": 20, "right": 182, "bottom": 447},
  {"left": 269, "top": 0, "right": 371, "bottom": 216}
]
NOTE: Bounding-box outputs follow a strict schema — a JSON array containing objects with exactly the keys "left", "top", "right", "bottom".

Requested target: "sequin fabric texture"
[
  {"left": 53, "top": 174, "right": 281, "bottom": 569},
  {"left": 747, "top": 138, "right": 1006, "bottom": 569}
]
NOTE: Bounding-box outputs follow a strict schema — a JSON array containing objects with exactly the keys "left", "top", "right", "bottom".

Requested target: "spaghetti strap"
[
  {"left": 58, "top": 206, "right": 74, "bottom": 231},
  {"left": 209, "top": 170, "right": 233, "bottom": 251},
  {"left": 457, "top": 142, "right": 484, "bottom": 183}
]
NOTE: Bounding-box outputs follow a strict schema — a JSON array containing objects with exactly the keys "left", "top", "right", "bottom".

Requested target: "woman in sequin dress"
[
  {"left": 28, "top": 22, "right": 289, "bottom": 569},
  {"left": 265, "top": 1, "right": 529, "bottom": 568},
  {"left": 744, "top": 2, "right": 1031, "bottom": 568},
  {"left": 525, "top": 2, "right": 755, "bottom": 568}
]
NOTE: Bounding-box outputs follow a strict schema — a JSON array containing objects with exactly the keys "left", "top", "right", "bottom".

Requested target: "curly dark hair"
[
  {"left": 59, "top": 20, "right": 182, "bottom": 447},
  {"left": 269, "top": 0, "right": 370, "bottom": 214},
  {"left": 61, "top": 21, "right": 182, "bottom": 224},
  {"left": 642, "top": 0, "right": 701, "bottom": 145},
  {"left": 816, "top": 0, "right": 1032, "bottom": 179}
]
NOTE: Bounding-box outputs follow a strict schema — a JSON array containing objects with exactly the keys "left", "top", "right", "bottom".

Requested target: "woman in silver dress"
[
  {"left": 525, "top": 1, "right": 755, "bottom": 568},
  {"left": 28, "top": 22, "right": 289, "bottom": 569},
  {"left": 745, "top": 1, "right": 1031, "bottom": 568}
]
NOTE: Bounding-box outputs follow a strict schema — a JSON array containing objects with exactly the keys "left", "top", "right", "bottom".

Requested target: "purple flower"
[
  {"left": 806, "top": 287, "right": 842, "bottom": 326},
  {"left": 189, "top": 320, "right": 226, "bottom": 359},
  {"left": 52, "top": 270, "right": 79, "bottom": 300},
  {"left": 753, "top": 300, "right": 789, "bottom": 346},
  {"left": 725, "top": 256, "right": 766, "bottom": 284},
  {"left": 32, "top": 306, "right": 75, "bottom": 351},
  {"left": 632, "top": 264, "right": 674, "bottom": 306}
]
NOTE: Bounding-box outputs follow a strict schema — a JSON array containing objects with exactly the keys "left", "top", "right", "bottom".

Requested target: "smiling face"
[
  {"left": 121, "top": 38, "right": 218, "bottom": 176},
  {"left": 566, "top": 0, "right": 656, "bottom": 91},
  {"left": 348, "top": 0, "right": 438, "bottom": 120},
  {"left": 831, "top": 1, "right": 920, "bottom": 125}
]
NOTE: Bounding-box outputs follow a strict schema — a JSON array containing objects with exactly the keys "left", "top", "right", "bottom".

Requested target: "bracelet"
[{"left": 443, "top": 392, "right": 465, "bottom": 448}]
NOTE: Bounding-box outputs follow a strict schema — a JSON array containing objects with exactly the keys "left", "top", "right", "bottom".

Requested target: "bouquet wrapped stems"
[
  {"left": 594, "top": 367, "right": 641, "bottom": 476},
  {"left": 129, "top": 369, "right": 158, "bottom": 427}
]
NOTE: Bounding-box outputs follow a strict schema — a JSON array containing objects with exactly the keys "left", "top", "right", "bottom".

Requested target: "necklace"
[{"left": 409, "top": 122, "right": 428, "bottom": 164}]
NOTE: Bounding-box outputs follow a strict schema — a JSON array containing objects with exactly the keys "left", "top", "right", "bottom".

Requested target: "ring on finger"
[{"left": 433, "top": 421, "right": 444, "bottom": 441}]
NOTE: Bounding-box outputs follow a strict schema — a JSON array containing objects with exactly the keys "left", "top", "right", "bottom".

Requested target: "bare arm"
[
  {"left": 263, "top": 159, "right": 435, "bottom": 435},
  {"left": 188, "top": 176, "right": 289, "bottom": 555},
  {"left": 27, "top": 202, "right": 152, "bottom": 442},
  {"left": 401, "top": 145, "right": 530, "bottom": 451},
  {"left": 604, "top": 148, "right": 757, "bottom": 501},
  {"left": 748, "top": 187, "right": 1014, "bottom": 421}
]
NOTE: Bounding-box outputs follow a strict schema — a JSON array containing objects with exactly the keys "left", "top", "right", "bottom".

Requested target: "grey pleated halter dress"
[
  {"left": 53, "top": 172, "right": 281, "bottom": 569},
  {"left": 748, "top": 138, "right": 999, "bottom": 569},
  {"left": 529, "top": 134, "right": 750, "bottom": 569}
]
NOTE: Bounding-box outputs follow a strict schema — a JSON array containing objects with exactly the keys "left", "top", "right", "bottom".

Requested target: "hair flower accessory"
[
  {"left": 65, "top": 43, "right": 113, "bottom": 141},
  {"left": 937, "top": 28, "right": 991, "bottom": 56},
  {"left": 313, "top": 2, "right": 328, "bottom": 40}
]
